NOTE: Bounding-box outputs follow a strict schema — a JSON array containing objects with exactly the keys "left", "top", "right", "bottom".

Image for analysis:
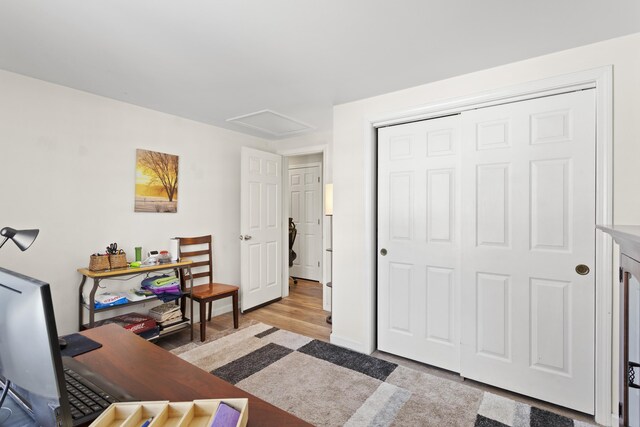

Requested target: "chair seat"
[{"left": 192, "top": 283, "right": 239, "bottom": 301}]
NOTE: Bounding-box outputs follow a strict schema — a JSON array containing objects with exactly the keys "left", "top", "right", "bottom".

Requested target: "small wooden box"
[{"left": 89, "top": 399, "right": 248, "bottom": 427}]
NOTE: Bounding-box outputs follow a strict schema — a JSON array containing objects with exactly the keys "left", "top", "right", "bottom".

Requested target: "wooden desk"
[
  {"left": 78, "top": 324, "right": 311, "bottom": 426},
  {"left": 78, "top": 260, "right": 194, "bottom": 341}
]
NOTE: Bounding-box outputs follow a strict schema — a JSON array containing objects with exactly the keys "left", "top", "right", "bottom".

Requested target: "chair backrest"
[{"left": 176, "top": 235, "right": 213, "bottom": 285}]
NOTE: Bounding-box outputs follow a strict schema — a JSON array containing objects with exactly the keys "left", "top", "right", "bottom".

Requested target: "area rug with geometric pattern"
[{"left": 170, "top": 323, "right": 595, "bottom": 427}]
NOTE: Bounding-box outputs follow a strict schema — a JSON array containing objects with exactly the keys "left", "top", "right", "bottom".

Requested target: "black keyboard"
[{"left": 63, "top": 367, "right": 117, "bottom": 420}]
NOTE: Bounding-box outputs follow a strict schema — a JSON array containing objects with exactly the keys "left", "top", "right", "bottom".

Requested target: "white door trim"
[
  {"left": 361, "top": 66, "right": 613, "bottom": 425},
  {"left": 289, "top": 161, "right": 322, "bottom": 170},
  {"left": 277, "top": 145, "right": 330, "bottom": 310}
]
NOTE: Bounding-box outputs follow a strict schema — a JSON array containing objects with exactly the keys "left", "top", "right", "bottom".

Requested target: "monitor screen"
[{"left": 0, "top": 266, "right": 71, "bottom": 426}]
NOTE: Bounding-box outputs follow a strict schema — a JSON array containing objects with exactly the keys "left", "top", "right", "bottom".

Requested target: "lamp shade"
[
  {"left": 324, "top": 183, "right": 333, "bottom": 216},
  {"left": 0, "top": 227, "right": 39, "bottom": 251}
]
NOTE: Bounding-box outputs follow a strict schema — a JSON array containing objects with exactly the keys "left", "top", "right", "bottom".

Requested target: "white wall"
[
  {"left": 331, "top": 32, "right": 640, "bottom": 417},
  {"left": 268, "top": 130, "right": 333, "bottom": 181},
  {"left": 0, "top": 70, "right": 268, "bottom": 335}
]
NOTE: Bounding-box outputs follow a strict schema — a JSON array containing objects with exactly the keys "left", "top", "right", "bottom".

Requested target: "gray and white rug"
[{"left": 171, "top": 323, "right": 594, "bottom": 427}]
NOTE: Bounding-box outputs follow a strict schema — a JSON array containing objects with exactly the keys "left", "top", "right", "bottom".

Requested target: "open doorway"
[
  {"left": 279, "top": 146, "right": 331, "bottom": 315},
  {"left": 288, "top": 154, "right": 323, "bottom": 282}
]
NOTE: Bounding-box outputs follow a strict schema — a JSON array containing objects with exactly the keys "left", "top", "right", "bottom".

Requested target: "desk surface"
[{"left": 78, "top": 325, "right": 311, "bottom": 426}]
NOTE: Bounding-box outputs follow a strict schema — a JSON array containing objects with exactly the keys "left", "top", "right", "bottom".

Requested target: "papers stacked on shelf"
[
  {"left": 126, "top": 288, "right": 153, "bottom": 301},
  {"left": 148, "top": 302, "right": 183, "bottom": 327}
]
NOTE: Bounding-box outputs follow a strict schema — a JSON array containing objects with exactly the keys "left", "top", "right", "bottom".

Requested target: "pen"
[{"left": 140, "top": 417, "right": 153, "bottom": 427}]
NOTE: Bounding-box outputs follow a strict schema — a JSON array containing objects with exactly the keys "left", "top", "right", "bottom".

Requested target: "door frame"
[
  {"left": 277, "top": 145, "right": 330, "bottom": 311},
  {"left": 288, "top": 162, "right": 323, "bottom": 282},
  {"left": 361, "top": 67, "right": 613, "bottom": 425}
]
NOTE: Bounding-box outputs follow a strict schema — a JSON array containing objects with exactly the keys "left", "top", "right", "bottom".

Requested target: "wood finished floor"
[
  {"left": 156, "top": 278, "right": 331, "bottom": 351},
  {"left": 243, "top": 278, "right": 331, "bottom": 342}
]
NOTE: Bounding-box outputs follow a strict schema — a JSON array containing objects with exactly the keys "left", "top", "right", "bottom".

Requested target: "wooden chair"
[{"left": 177, "top": 235, "right": 239, "bottom": 342}]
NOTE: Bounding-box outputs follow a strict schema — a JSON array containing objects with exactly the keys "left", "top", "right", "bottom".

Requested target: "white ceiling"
[{"left": 0, "top": 1, "right": 638, "bottom": 140}]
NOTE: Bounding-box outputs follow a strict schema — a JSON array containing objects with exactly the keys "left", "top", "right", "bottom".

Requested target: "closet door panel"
[
  {"left": 378, "top": 115, "right": 461, "bottom": 372},
  {"left": 460, "top": 89, "right": 596, "bottom": 414}
]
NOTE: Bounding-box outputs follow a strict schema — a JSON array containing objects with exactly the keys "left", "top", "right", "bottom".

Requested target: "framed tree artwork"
[{"left": 135, "top": 149, "right": 179, "bottom": 213}]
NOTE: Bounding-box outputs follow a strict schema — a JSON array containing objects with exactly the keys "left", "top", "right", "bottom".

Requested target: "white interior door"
[
  {"left": 241, "top": 147, "right": 282, "bottom": 311},
  {"left": 289, "top": 165, "right": 322, "bottom": 281},
  {"left": 377, "top": 115, "right": 461, "bottom": 372},
  {"left": 460, "top": 89, "right": 596, "bottom": 413}
]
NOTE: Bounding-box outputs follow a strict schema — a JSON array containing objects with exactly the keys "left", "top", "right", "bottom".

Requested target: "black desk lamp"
[
  {"left": 0, "top": 227, "right": 69, "bottom": 352},
  {"left": 0, "top": 227, "right": 39, "bottom": 251}
]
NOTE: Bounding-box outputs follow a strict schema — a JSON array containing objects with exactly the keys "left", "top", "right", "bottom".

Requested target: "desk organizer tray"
[{"left": 89, "top": 398, "right": 248, "bottom": 427}]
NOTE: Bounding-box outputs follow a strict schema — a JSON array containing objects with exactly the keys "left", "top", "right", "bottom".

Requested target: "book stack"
[
  {"left": 93, "top": 313, "right": 159, "bottom": 340},
  {"left": 148, "top": 302, "right": 184, "bottom": 331}
]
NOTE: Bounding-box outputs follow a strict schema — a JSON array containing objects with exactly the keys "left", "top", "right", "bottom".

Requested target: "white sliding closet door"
[
  {"left": 377, "top": 89, "right": 597, "bottom": 413},
  {"left": 377, "top": 115, "right": 461, "bottom": 372},
  {"left": 460, "top": 89, "right": 596, "bottom": 413}
]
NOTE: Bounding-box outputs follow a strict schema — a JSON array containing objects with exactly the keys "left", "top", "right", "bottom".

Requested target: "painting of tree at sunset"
[{"left": 135, "top": 149, "right": 179, "bottom": 213}]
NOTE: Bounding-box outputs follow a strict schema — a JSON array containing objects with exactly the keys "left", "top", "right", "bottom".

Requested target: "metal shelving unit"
[{"left": 77, "top": 259, "right": 194, "bottom": 341}]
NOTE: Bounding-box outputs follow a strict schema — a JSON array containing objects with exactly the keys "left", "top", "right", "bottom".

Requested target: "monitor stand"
[
  {"left": 0, "top": 381, "right": 37, "bottom": 427},
  {"left": 0, "top": 407, "right": 11, "bottom": 423},
  {"left": 0, "top": 380, "right": 12, "bottom": 423}
]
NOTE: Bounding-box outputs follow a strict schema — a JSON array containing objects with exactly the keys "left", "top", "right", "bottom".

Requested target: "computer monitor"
[{"left": 0, "top": 266, "right": 72, "bottom": 426}]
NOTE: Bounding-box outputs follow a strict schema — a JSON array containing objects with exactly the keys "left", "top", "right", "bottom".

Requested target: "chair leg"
[
  {"left": 208, "top": 300, "right": 213, "bottom": 321},
  {"left": 232, "top": 291, "right": 239, "bottom": 329},
  {"left": 200, "top": 301, "right": 206, "bottom": 342}
]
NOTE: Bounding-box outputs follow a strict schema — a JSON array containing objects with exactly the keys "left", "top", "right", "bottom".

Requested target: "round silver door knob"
[
  {"left": 380, "top": 248, "right": 388, "bottom": 256},
  {"left": 239, "top": 235, "right": 244, "bottom": 240}
]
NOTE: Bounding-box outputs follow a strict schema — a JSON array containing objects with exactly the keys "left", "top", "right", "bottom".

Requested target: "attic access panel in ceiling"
[{"left": 226, "top": 109, "right": 314, "bottom": 137}]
